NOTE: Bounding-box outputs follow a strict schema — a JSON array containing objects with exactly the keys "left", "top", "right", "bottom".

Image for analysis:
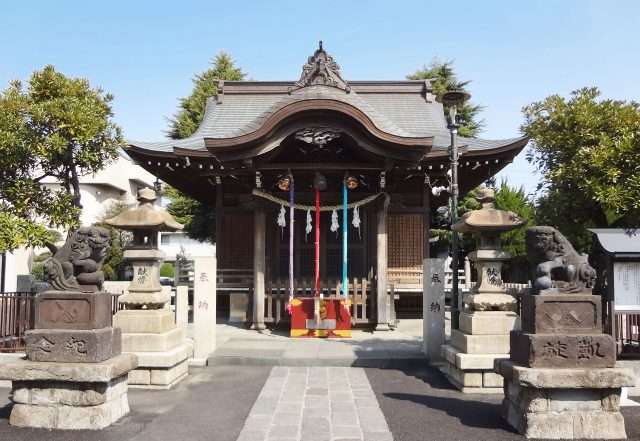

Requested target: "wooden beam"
[
  {"left": 375, "top": 194, "right": 391, "bottom": 331},
  {"left": 256, "top": 163, "right": 385, "bottom": 171},
  {"left": 251, "top": 205, "right": 267, "bottom": 330}
]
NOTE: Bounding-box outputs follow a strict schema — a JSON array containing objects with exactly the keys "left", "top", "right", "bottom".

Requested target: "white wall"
[{"left": 159, "top": 232, "right": 216, "bottom": 261}]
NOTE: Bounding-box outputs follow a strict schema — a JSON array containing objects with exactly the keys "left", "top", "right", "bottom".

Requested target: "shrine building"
[{"left": 126, "top": 43, "right": 527, "bottom": 330}]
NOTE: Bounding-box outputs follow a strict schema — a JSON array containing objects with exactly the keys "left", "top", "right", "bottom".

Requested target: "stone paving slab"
[
  {"left": 236, "top": 367, "right": 393, "bottom": 441},
  {"left": 210, "top": 325, "right": 425, "bottom": 368}
]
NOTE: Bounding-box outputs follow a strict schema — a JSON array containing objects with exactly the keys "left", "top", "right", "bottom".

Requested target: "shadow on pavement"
[
  {"left": 385, "top": 391, "right": 517, "bottom": 433},
  {"left": 0, "top": 402, "right": 10, "bottom": 420}
]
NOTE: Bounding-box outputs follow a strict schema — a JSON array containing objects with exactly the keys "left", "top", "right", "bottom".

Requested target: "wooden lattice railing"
[{"left": 264, "top": 277, "right": 372, "bottom": 325}]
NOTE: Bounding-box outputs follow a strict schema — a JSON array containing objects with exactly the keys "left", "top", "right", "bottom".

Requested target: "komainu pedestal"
[
  {"left": 0, "top": 227, "right": 137, "bottom": 430},
  {"left": 495, "top": 226, "right": 635, "bottom": 439},
  {"left": 3, "top": 354, "right": 137, "bottom": 430}
]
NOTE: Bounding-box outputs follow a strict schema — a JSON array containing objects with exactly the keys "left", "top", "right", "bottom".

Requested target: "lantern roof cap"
[{"left": 105, "top": 188, "right": 183, "bottom": 232}]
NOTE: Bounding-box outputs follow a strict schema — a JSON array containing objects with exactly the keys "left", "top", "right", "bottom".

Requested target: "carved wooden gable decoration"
[{"left": 290, "top": 41, "right": 351, "bottom": 93}]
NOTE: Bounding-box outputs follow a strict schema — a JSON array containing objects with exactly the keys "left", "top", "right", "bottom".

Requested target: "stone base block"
[
  {"left": 440, "top": 345, "right": 506, "bottom": 393},
  {"left": 0, "top": 353, "right": 138, "bottom": 383},
  {"left": 128, "top": 358, "right": 189, "bottom": 389},
  {"left": 459, "top": 311, "right": 520, "bottom": 335},
  {"left": 521, "top": 294, "right": 602, "bottom": 334},
  {"left": 121, "top": 327, "right": 184, "bottom": 352},
  {"left": 25, "top": 327, "right": 121, "bottom": 363},
  {"left": 3, "top": 355, "right": 136, "bottom": 430},
  {"left": 135, "top": 342, "right": 191, "bottom": 368},
  {"left": 451, "top": 330, "right": 510, "bottom": 354},
  {"left": 439, "top": 361, "right": 504, "bottom": 393},
  {"left": 497, "top": 361, "right": 634, "bottom": 439},
  {"left": 462, "top": 293, "right": 517, "bottom": 311},
  {"left": 114, "top": 309, "right": 176, "bottom": 333},
  {"left": 35, "top": 290, "right": 113, "bottom": 330},
  {"left": 495, "top": 359, "right": 635, "bottom": 389},
  {"left": 442, "top": 344, "right": 507, "bottom": 370},
  {"left": 510, "top": 332, "right": 616, "bottom": 368},
  {"left": 12, "top": 375, "right": 127, "bottom": 406},
  {"left": 118, "top": 291, "right": 171, "bottom": 308},
  {"left": 10, "top": 388, "right": 129, "bottom": 430}
]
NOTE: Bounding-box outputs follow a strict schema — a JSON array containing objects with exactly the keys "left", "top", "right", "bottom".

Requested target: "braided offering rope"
[{"left": 252, "top": 189, "right": 384, "bottom": 211}]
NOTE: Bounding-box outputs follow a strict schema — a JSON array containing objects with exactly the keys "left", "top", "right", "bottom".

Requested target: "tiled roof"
[{"left": 129, "top": 81, "right": 525, "bottom": 155}]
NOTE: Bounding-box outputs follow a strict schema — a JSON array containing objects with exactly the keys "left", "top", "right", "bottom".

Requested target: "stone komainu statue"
[
  {"left": 45, "top": 226, "right": 110, "bottom": 292},
  {"left": 525, "top": 226, "right": 597, "bottom": 294}
]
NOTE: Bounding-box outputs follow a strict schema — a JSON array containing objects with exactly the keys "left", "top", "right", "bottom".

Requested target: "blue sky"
[{"left": 2, "top": 1, "right": 639, "bottom": 195}]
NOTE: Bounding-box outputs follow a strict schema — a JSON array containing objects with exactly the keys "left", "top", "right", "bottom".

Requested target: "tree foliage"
[
  {"left": 168, "top": 52, "right": 244, "bottom": 139},
  {"left": 94, "top": 202, "right": 132, "bottom": 281},
  {"left": 408, "top": 59, "right": 483, "bottom": 137},
  {"left": 165, "top": 52, "right": 245, "bottom": 243},
  {"left": 0, "top": 65, "right": 123, "bottom": 252},
  {"left": 164, "top": 185, "right": 216, "bottom": 243},
  {"left": 523, "top": 87, "right": 640, "bottom": 250},
  {"left": 493, "top": 180, "right": 536, "bottom": 257}
]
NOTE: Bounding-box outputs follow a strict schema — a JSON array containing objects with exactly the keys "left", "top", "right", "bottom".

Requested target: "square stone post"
[
  {"left": 175, "top": 285, "right": 189, "bottom": 328},
  {"left": 252, "top": 206, "right": 266, "bottom": 331},
  {"left": 192, "top": 256, "right": 216, "bottom": 365},
  {"left": 424, "top": 258, "right": 445, "bottom": 361},
  {"left": 375, "top": 195, "right": 391, "bottom": 331}
]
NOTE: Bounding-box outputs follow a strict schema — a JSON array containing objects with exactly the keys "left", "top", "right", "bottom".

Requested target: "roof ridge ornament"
[{"left": 289, "top": 41, "right": 351, "bottom": 94}]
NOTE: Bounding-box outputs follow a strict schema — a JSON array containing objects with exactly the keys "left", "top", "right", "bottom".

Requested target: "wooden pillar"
[
  {"left": 375, "top": 194, "right": 391, "bottom": 331},
  {"left": 251, "top": 205, "right": 266, "bottom": 330},
  {"left": 423, "top": 185, "right": 431, "bottom": 262},
  {"left": 215, "top": 183, "right": 223, "bottom": 263}
]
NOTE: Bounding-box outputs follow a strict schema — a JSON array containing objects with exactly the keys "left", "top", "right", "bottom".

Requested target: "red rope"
[{"left": 314, "top": 189, "right": 320, "bottom": 296}]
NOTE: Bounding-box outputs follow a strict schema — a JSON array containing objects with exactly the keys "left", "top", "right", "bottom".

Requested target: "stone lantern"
[
  {"left": 441, "top": 187, "right": 524, "bottom": 393},
  {"left": 106, "top": 188, "right": 191, "bottom": 388}
]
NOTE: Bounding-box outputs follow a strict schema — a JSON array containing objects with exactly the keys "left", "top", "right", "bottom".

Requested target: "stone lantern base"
[
  {"left": 114, "top": 309, "right": 191, "bottom": 389},
  {"left": 441, "top": 310, "right": 519, "bottom": 393},
  {"left": 496, "top": 360, "right": 634, "bottom": 439},
  {"left": 0, "top": 354, "right": 137, "bottom": 430}
]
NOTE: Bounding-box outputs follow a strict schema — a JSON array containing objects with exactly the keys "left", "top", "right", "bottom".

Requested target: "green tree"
[
  {"left": 164, "top": 185, "right": 216, "bottom": 242},
  {"left": 523, "top": 87, "right": 640, "bottom": 250},
  {"left": 408, "top": 59, "right": 484, "bottom": 137},
  {"left": 168, "top": 52, "right": 244, "bottom": 139},
  {"left": 160, "top": 262, "right": 175, "bottom": 278},
  {"left": 0, "top": 65, "right": 123, "bottom": 252},
  {"left": 94, "top": 202, "right": 131, "bottom": 281},
  {"left": 165, "top": 52, "right": 245, "bottom": 243},
  {"left": 494, "top": 180, "right": 535, "bottom": 257}
]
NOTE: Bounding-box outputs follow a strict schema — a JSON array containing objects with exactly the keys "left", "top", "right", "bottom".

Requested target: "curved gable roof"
[{"left": 128, "top": 44, "right": 527, "bottom": 161}]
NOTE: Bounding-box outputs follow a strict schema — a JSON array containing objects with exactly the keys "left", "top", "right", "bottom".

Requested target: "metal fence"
[
  {"left": 0, "top": 291, "right": 123, "bottom": 352},
  {"left": 0, "top": 292, "right": 36, "bottom": 352},
  {"left": 614, "top": 310, "right": 640, "bottom": 357}
]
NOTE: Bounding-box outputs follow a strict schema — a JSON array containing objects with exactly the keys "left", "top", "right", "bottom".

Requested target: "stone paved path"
[{"left": 236, "top": 367, "right": 393, "bottom": 441}]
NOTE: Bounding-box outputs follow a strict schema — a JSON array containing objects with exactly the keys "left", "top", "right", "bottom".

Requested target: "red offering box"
[{"left": 290, "top": 297, "right": 351, "bottom": 338}]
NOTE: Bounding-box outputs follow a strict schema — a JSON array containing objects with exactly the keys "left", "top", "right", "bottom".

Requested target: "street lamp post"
[{"left": 441, "top": 90, "right": 470, "bottom": 331}]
